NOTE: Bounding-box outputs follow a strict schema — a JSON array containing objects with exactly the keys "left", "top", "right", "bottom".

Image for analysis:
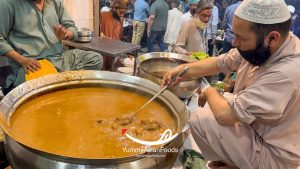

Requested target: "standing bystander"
[
  {"left": 222, "top": 0, "right": 243, "bottom": 53},
  {"left": 131, "top": 0, "right": 149, "bottom": 45},
  {"left": 206, "top": 0, "right": 219, "bottom": 56},
  {"left": 180, "top": 0, "right": 199, "bottom": 23},
  {"left": 147, "top": 0, "right": 169, "bottom": 52},
  {"left": 164, "top": 0, "right": 183, "bottom": 51}
]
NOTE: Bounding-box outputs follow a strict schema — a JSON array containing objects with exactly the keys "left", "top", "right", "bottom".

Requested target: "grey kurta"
[
  {"left": 0, "top": 0, "right": 103, "bottom": 87},
  {"left": 189, "top": 34, "right": 300, "bottom": 168}
]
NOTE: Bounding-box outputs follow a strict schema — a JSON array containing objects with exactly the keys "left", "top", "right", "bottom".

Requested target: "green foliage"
[
  {"left": 211, "top": 81, "right": 225, "bottom": 90},
  {"left": 191, "top": 52, "right": 209, "bottom": 60}
]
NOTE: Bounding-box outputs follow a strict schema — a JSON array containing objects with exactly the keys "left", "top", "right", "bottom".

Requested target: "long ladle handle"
[
  {"left": 171, "top": 66, "right": 189, "bottom": 83},
  {"left": 132, "top": 66, "right": 189, "bottom": 117}
]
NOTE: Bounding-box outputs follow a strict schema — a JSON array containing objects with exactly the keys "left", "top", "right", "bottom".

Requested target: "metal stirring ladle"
[
  {"left": 132, "top": 66, "right": 189, "bottom": 118},
  {"left": 110, "top": 66, "right": 189, "bottom": 127}
]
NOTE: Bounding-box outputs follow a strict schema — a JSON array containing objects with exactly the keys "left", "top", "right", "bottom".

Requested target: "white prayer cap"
[
  {"left": 287, "top": 5, "right": 295, "bottom": 14},
  {"left": 235, "top": 0, "right": 291, "bottom": 24}
]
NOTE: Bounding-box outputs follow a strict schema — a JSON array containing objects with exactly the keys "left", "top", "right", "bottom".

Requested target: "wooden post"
[{"left": 94, "top": 0, "right": 100, "bottom": 36}]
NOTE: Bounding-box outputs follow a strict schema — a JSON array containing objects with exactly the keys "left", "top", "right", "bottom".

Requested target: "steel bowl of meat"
[
  {"left": 137, "top": 52, "right": 202, "bottom": 99},
  {"left": 0, "top": 70, "right": 189, "bottom": 169}
]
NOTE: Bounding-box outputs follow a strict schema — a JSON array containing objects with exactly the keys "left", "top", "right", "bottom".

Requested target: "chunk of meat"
[
  {"left": 115, "top": 116, "right": 134, "bottom": 126},
  {"left": 140, "top": 119, "right": 162, "bottom": 131}
]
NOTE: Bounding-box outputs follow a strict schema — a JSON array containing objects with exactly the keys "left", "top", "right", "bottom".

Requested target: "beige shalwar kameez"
[
  {"left": 189, "top": 34, "right": 300, "bottom": 169},
  {"left": 173, "top": 19, "right": 206, "bottom": 54}
]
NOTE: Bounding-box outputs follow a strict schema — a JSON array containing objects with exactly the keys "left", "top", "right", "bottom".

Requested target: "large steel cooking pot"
[
  {"left": 137, "top": 52, "right": 202, "bottom": 99},
  {"left": 0, "top": 70, "right": 189, "bottom": 169}
]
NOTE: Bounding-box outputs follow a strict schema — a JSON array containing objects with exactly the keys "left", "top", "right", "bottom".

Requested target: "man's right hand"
[
  {"left": 161, "top": 65, "right": 184, "bottom": 88},
  {"left": 20, "top": 57, "right": 41, "bottom": 73}
]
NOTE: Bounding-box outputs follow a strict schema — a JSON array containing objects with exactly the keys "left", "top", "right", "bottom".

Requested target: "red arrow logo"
[{"left": 121, "top": 128, "right": 128, "bottom": 135}]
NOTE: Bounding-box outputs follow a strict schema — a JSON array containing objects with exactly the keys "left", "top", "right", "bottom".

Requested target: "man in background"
[
  {"left": 147, "top": 0, "right": 169, "bottom": 52},
  {"left": 219, "top": 0, "right": 242, "bottom": 80},
  {"left": 222, "top": 0, "right": 243, "bottom": 53},
  {"left": 206, "top": 0, "right": 219, "bottom": 56},
  {"left": 100, "top": 0, "right": 128, "bottom": 40},
  {"left": 131, "top": 0, "right": 149, "bottom": 45},
  {"left": 173, "top": 0, "right": 212, "bottom": 55},
  {"left": 179, "top": 0, "right": 188, "bottom": 13},
  {"left": 100, "top": 0, "right": 128, "bottom": 69},
  {"left": 180, "top": 0, "right": 200, "bottom": 23},
  {"left": 164, "top": 0, "right": 183, "bottom": 51}
]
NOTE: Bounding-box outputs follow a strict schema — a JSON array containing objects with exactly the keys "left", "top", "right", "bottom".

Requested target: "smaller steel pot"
[{"left": 137, "top": 52, "right": 202, "bottom": 99}]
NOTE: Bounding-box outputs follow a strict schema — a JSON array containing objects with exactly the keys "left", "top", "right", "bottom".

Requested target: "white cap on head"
[
  {"left": 235, "top": 0, "right": 291, "bottom": 24},
  {"left": 287, "top": 5, "right": 295, "bottom": 14}
]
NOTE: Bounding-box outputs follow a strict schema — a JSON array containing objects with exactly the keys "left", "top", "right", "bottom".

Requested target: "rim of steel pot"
[
  {"left": 137, "top": 52, "right": 201, "bottom": 79},
  {"left": 136, "top": 52, "right": 197, "bottom": 64},
  {"left": 0, "top": 70, "right": 189, "bottom": 164},
  {"left": 138, "top": 64, "right": 200, "bottom": 81}
]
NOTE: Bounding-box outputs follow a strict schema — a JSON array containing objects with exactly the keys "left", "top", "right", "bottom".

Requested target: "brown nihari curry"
[{"left": 10, "top": 87, "right": 176, "bottom": 159}]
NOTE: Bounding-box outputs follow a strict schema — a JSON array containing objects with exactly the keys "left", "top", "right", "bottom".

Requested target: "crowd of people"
[
  {"left": 100, "top": 0, "right": 300, "bottom": 53},
  {"left": 0, "top": 0, "right": 227, "bottom": 90}
]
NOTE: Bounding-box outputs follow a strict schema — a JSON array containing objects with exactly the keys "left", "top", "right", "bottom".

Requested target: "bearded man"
[
  {"left": 100, "top": 0, "right": 128, "bottom": 70},
  {"left": 173, "top": 0, "right": 212, "bottom": 55},
  {"left": 100, "top": 0, "right": 128, "bottom": 40},
  {"left": 163, "top": 0, "right": 300, "bottom": 168}
]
